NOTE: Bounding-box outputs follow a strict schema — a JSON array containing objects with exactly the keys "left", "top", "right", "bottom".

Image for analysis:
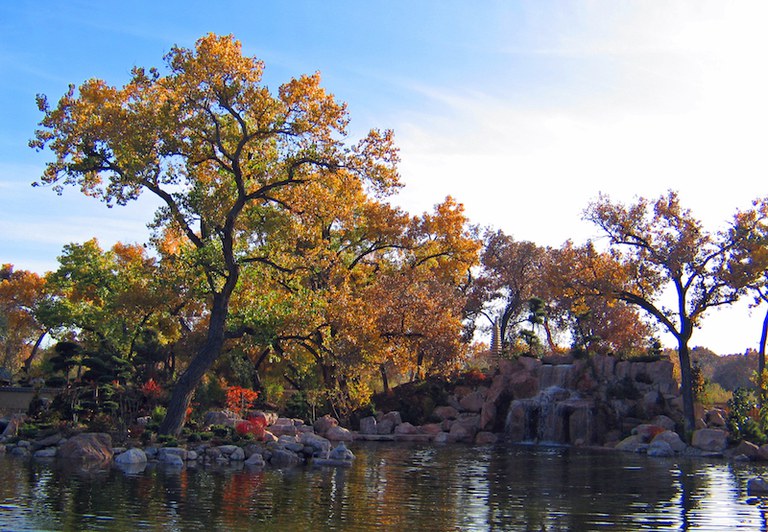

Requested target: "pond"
[{"left": 1, "top": 442, "right": 768, "bottom": 530}]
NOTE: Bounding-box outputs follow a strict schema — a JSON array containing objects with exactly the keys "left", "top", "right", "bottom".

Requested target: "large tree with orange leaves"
[
  {"left": 32, "top": 34, "right": 399, "bottom": 434},
  {"left": 0, "top": 265, "right": 47, "bottom": 378}
]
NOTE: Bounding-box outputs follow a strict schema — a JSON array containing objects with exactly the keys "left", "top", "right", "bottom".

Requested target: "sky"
[{"left": 1, "top": 1, "right": 767, "bottom": 355}]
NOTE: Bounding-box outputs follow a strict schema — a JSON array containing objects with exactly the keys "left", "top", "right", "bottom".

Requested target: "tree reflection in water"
[{"left": 1, "top": 444, "right": 768, "bottom": 530}]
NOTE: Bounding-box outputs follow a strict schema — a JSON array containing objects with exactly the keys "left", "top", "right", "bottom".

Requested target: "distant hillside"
[{"left": 690, "top": 346, "right": 759, "bottom": 391}]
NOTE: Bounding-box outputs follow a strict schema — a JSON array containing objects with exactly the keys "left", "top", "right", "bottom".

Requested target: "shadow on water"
[{"left": 2, "top": 443, "right": 768, "bottom": 530}]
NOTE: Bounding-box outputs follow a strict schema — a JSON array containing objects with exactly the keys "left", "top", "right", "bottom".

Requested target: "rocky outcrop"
[{"left": 58, "top": 433, "right": 113, "bottom": 463}]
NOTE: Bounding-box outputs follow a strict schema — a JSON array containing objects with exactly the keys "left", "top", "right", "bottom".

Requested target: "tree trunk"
[
  {"left": 759, "top": 308, "right": 768, "bottom": 378},
  {"left": 380, "top": 363, "right": 389, "bottom": 393},
  {"left": 758, "top": 308, "right": 768, "bottom": 406},
  {"left": 158, "top": 290, "right": 232, "bottom": 436},
  {"left": 23, "top": 329, "right": 48, "bottom": 375},
  {"left": 677, "top": 339, "right": 696, "bottom": 436}
]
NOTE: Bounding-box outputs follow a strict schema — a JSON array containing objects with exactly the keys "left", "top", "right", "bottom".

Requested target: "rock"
[
  {"left": 691, "top": 429, "right": 728, "bottom": 452},
  {"left": 433, "top": 406, "right": 460, "bottom": 421},
  {"left": 449, "top": 422, "right": 473, "bottom": 443},
  {"left": 705, "top": 409, "right": 727, "bottom": 428},
  {"left": 33, "top": 447, "right": 57, "bottom": 458},
  {"left": 187, "top": 450, "right": 198, "bottom": 461},
  {"left": 203, "top": 410, "right": 238, "bottom": 428},
  {"left": 381, "top": 411, "right": 402, "bottom": 427},
  {"left": 245, "top": 452, "right": 265, "bottom": 467},
  {"left": 325, "top": 426, "right": 354, "bottom": 441},
  {"left": 10, "top": 446, "right": 30, "bottom": 458},
  {"left": 115, "top": 448, "right": 147, "bottom": 465},
  {"left": 58, "top": 433, "right": 113, "bottom": 463},
  {"left": 615, "top": 435, "right": 647, "bottom": 453},
  {"left": 158, "top": 447, "right": 188, "bottom": 462},
  {"left": 269, "top": 424, "right": 298, "bottom": 437},
  {"left": 734, "top": 454, "right": 751, "bottom": 462},
  {"left": 162, "top": 454, "right": 184, "bottom": 468},
  {"left": 328, "top": 442, "right": 355, "bottom": 461},
  {"left": 748, "top": 478, "right": 768, "bottom": 495},
  {"left": 359, "top": 416, "right": 377, "bottom": 434},
  {"left": 229, "top": 447, "right": 245, "bottom": 461},
  {"left": 459, "top": 391, "right": 486, "bottom": 413},
  {"left": 376, "top": 419, "right": 395, "bottom": 435},
  {"left": 434, "top": 432, "right": 457, "bottom": 444},
  {"left": 650, "top": 415, "right": 676, "bottom": 432},
  {"left": 313, "top": 414, "right": 339, "bottom": 436},
  {"left": 262, "top": 431, "right": 278, "bottom": 443},
  {"left": 758, "top": 444, "right": 768, "bottom": 461},
  {"left": 475, "top": 432, "right": 498, "bottom": 445},
  {"left": 420, "top": 423, "right": 443, "bottom": 435},
  {"left": 732, "top": 441, "right": 760, "bottom": 461},
  {"left": 632, "top": 424, "right": 666, "bottom": 443},
  {"left": 479, "top": 402, "right": 497, "bottom": 431},
  {"left": 217, "top": 445, "right": 240, "bottom": 456},
  {"left": 508, "top": 372, "right": 539, "bottom": 399},
  {"left": 1, "top": 414, "right": 26, "bottom": 439},
  {"left": 651, "top": 431, "right": 687, "bottom": 453},
  {"left": 32, "top": 433, "right": 63, "bottom": 450},
  {"left": 647, "top": 440, "right": 675, "bottom": 458},
  {"left": 300, "top": 432, "right": 332, "bottom": 456},
  {"left": 269, "top": 448, "right": 300, "bottom": 468},
  {"left": 394, "top": 422, "right": 418, "bottom": 435}
]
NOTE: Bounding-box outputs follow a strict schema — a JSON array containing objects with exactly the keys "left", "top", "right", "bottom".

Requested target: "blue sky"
[{"left": 2, "top": 1, "right": 767, "bottom": 354}]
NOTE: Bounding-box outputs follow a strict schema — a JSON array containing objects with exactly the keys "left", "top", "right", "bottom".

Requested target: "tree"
[
  {"left": 729, "top": 197, "right": 768, "bottom": 377},
  {"left": 0, "top": 265, "right": 47, "bottom": 377},
  {"left": 584, "top": 191, "right": 747, "bottom": 432},
  {"left": 544, "top": 242, "right": 653, "bottom": 357},
  {"left": 32, "top": 34, "right": 399, "bottom": 434},
  {"left": 465, "top": 231, "right": 548, "bottom": 353},
  {"left": 41, "top": 239, "right": 184, "bottom": 379}
]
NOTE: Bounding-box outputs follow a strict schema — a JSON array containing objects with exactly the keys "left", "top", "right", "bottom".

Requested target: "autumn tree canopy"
[
  {"left": 31, "top": 33, "right": 400, "bottom": 435},
  {"left": 0, "top": 264, "right": 47, "bottom": 376}
]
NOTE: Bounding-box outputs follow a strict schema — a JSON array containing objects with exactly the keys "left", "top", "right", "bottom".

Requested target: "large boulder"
[
  {"left": 433, "top": 406, "right": 460, "bottom": 421},
  {"left": 245, "top": 452, "right": 265, "bottom": 467},
  {"left": 691, "top": 428, "right": 728, "bottom": 452},
  {"left": 359, "top": 416, "right": 377, "bottom": 434},
  {"left": 115, "top": 447, "right": 148, "bottom": 465},
  {"left": 313, "top": 415, "right": 339, "bottom": 436},
  {"left": 269, "top": 448, "right": 301, "bottom": 468},
  {"left": 647, "top": 440, "right": 675, "bottom": 458},
  {"left": 58, "top": 433, "right": 113, "bottom": 463},
  {"left": 459, "top": 391, "right": 486, "bottom": 413},
  {"left": 615, "top": 435, "right": 647, "bottom": 453},
  {"left": 651, "top": 431, "right": 687, "bottom": 453},
  {"left": 203, "top": 410, "right": 239, "bottom": 428},
  {"left": 326, "top": 426, "right": 354, "bottom": 441},
  {"left": 394, "top": 422, "right": 418, "bottom": 435},
  {"left": 300, "top": 432, "right": 332, "bottom": 456},
  {"left": 732, "top": 440, "right": 760, "bottom": 461}
]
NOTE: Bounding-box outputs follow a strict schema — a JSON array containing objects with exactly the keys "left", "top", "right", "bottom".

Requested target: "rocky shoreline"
[{"left": 3, "top": 354, "right": 768, "bottom": 494}]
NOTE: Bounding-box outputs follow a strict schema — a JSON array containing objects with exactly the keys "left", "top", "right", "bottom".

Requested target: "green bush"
[
  {"left": 151, "top": 406, "right": 167, "bottom": 424},
  {"left": 726, "top": 388, "right": 766, "bottom": 444}
]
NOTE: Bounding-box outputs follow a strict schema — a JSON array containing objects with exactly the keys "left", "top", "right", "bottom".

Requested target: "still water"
[{"left": 1, "top": 443, "right": 768, "bottom": 531}]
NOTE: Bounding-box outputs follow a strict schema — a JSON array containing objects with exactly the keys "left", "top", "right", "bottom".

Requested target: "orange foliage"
[{"left": 226, "top": 386, "right": 259, "bottom": 417}]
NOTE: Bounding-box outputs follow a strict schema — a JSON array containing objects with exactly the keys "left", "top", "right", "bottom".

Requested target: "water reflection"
[{"left": 2, "top": 444, "right": 768, "bottom": 530}]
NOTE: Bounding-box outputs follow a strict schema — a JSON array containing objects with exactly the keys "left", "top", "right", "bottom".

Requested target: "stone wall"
[{"left": 0, "top": 387, "right": 60, "bottom": 416}]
